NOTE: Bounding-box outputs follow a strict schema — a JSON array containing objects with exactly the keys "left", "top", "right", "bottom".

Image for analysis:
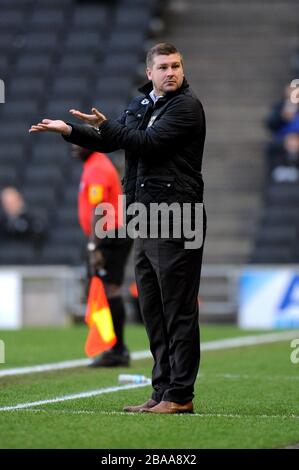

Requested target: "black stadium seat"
[
  {"left": 0, "top": 242, "right": 36, "bottom": 265},
  {"left": 251, "top": 181, "right": 299, "bottom": 263},
  {"left": 22, "top": 186, "right": 57, "bottom": 213},
  {"left": 65, "top": 32, "right": 102, "bottom": 51},
  {"left": 58, "top": 53, "right": 96, "bottom": 72},
  {"left": 0, "top": 143, "right": 25, "bottom": 167},
  {"left": 30, "top": 10, "right": 65, "bottom": 30},
  {"left": 0, "top": 9, "right": 25, "bottom": 31},
  {"left": 0, "top": 166, "right": 19, "bottom": 187},
  {"left": 15, "top": 54, "right": 52, "bottom": 75},
  {"left": 72, "top": 6, "right": 108, "bottom": 27},
  {"left": 31, "top": 145, "right": 70, "bottom": 167},
  {"left": 24, "top": 166, "right": 64, "bottom": 189},
  {"left": 40, "top": 243, "right": 82, "bottom": 265},
  {"left": 23, "top": 32, "right": 59, "bottom": 51},
  {"left": 250, "top": 247, "right": 293, "bottom": 264},
  {"left": 9, "top": 77, "right": 46, "bottom": 98}
]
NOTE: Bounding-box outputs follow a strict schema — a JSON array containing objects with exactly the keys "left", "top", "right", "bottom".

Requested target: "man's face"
[{"left": 146, "top": 53, "right": 184, "bottom": 96}]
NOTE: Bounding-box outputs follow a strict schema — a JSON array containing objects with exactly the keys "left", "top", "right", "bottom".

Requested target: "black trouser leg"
[
  {"left": 135, "top": 235, "right": 205, "bottom": 404},
  {"left": 155, "top": 237, "right": 204, "bottom": 403},
  {"left": 134, "top": 238, "right": 171, "bottom": 402}
]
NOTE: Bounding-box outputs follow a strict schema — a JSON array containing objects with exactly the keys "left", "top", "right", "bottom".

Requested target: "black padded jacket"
[{"left": 64, "top": 79, "right": 206, "bottom": 207}]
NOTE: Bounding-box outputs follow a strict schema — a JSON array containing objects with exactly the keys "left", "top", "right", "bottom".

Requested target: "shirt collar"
[{"left": 149, "top": 90, "right": 164, "bottom": 104}]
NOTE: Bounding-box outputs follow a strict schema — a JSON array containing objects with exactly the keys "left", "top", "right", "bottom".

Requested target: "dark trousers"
[{"left": 134, "top": 212, "right": 206, "bottom": 404}]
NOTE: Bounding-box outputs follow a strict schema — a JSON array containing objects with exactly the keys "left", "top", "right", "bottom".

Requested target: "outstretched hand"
[
  {"left": 69, "top": 107, "right": 107, "bottom": 127},
  {"left": 29, "top": 119, "right": 71, "bottom": 136}
]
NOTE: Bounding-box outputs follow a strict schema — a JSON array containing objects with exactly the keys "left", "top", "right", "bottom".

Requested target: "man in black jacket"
[{"left": 30, "top": 43, "right": 206, "bottom": 414}]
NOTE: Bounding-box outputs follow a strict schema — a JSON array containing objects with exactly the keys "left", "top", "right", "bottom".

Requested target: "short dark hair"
[{"left": 146, "top": 43, "right": 183, "bottom": 68}]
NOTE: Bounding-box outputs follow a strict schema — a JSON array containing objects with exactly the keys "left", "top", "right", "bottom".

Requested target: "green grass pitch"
[{"left": 0, "top": 324, "right": 298, "bottom": 449}]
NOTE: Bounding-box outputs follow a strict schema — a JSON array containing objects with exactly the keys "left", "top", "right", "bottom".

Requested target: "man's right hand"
[
  {"left": 29, "top": 119, "right": 72, "bottom": 136},
  {"left": 69, "top": 107, "right": 107, "bottom": 128}
]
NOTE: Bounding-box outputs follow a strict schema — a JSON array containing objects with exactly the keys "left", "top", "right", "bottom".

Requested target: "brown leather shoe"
[
  {"left": 142, "top": 400, "right": 194, "bottom": 414},
  {"left": 123, "top": 399, "right": 158, "bottom": 413}
]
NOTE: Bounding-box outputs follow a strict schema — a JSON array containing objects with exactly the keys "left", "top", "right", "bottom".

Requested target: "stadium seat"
[
  {"left": 65, "top": 32, "right": 102, "bottom": 51},
  {"left": 249, "top": 246, "right": 293, "bottom": 264},
  {"left": 72, "top": 6, "right": 108, "bottom": 28},
  {"left": 58, "top": 53, "right": 96, "bottom": 72},
  {"left": 31, "top": 145, "right": 70, "bottom": 167},
  {"left": 24, "top": 166, "right": 64, "bottom": 189},
  {"left": 254, "top": 226, "right": 297, "bottom": 246},
  {"left": 30, "top": 9, "right": 65, "bottom": 30},
  {"left": 0, "top": 165, "right": 19, "bottom": 187},
  {"left": 40, "top": 243, "right": 83, "bottom": 265},
  {"left": 0, "top": 57, "right": 9, "bottom": 77},
  {"left": 15, "top": 54, "right": 52, "bottom": 75},
  {"left": 96, "top": 77, "right": 134, "bottom": 98},
  {"left": 45, "top": 99, "right": 85, "bottom": 118},
  {"left": 114, "top": 7, "right": 150, "bottom": 28},
  {"left": 50, "top": 226, "right": 85, "bottom": 245},
  {"left": 0, "top": 100, "right": 39, "bottom": 119},
  {"left": 104, "top": 53, "right": 140, "bottom": 73},
  {"left": 0, "top": 33, "right": 16, "bottom": 52},
  {"left": 52, "top": 77, "right": 90, "bottom": 96},
  {"left": 22, "top": 32, "right": 59, "bottom": 51},
  {"left": 22, "top": 186, "right": 58, "bottom": 213},
  {"left": 266, "top": 183, "right": 299, "bottom": 205},
  {"left": 261, "top": 207, "right": 299, "bottom": 227},
  {"left": 0, "top": 9, "right": 25, "bottom": 31},
  {"left": 0, "top": 143, "right": 25, "bottom": 166},
  {"left": 109, "top": 31, "right": 146, "bottom": 51},
  {"left": 0, "top": 241, "right": 36, "bottom": 265},
  {"left": 57, "top": 206, "right": 80, "bottom": 227},
  {"left": 9, "top": 77, "right": 46, "bottom": 98},
  {"left": 0, "top": 122, "right": 28, "bottom": 141}
]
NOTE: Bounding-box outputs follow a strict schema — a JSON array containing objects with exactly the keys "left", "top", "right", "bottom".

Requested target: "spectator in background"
[
  {"left": 0, "top": 187, "right": 46, "bottom": 247},
  {"left": 271, "top": 132, "right": 299, "bottom": 182},
  {"left": 72, "top": 145, "right": 133, "bottom": 367},
  {"left": 266, "top": 83, "right": 299, "bottom": 175},
  {"left": 266, "top": 83, "right": 299, "bottom": 134}
]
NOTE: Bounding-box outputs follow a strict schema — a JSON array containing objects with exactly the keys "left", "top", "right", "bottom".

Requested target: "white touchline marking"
[
  {"left": 3, "top": 408, "right": 299, "bottom": 420},
  {"left": 0, "top": 330, "right": 298, "bottom": 378},
  {"left": 0, "top": 381, "right": 151, "bottom": 412},
  {"left": 203, "top": 373, "right": 299, "bottom": 381},
  {"left": 0, "top": 330, "right": 298, "bottom": 413},
  {"left": 0, "top": 351, "right": 150, "bottom": 378}
]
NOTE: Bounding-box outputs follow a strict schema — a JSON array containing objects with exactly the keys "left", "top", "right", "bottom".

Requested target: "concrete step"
[
  {"left": 159, "top": 0, "right": 294, "bottom": 265},
  {"left": 203, "top": 238, "right": 252, "bottom": 255}
]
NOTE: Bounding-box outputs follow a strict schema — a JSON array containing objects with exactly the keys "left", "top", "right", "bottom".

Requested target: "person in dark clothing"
[
  {"left": 73, "top": 145, "right": 132, "bottom": 367},
  {"left": 266, "top": 84, "right": 299, "bottom": 134},
  {"left": 29, "top": 43, "right": 207, "bottom": 414},
  {"left": 0, "top": 186, "right": 46, "bottom": 247}
]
